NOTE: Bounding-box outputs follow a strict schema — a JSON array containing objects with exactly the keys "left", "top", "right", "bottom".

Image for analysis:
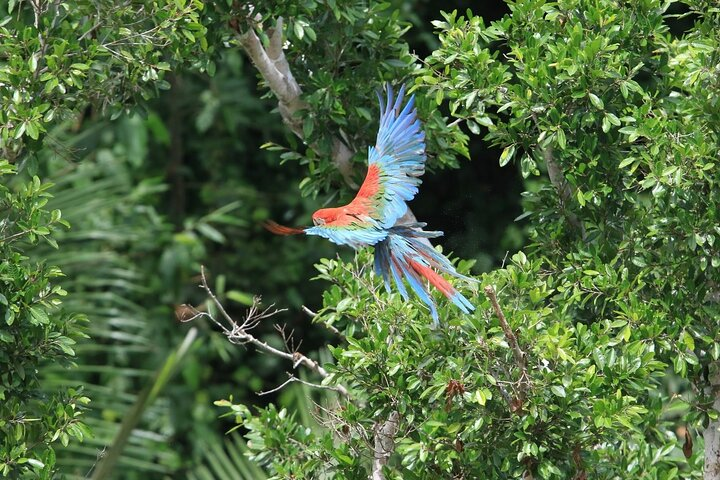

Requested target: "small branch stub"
[{"left": 542, "top": 146, "right": 586, "bottom": 240}]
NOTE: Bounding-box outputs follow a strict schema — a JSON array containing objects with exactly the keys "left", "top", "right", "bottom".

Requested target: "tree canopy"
[{"left": 1, "top": 0, "right": 718, "bottom": 479}]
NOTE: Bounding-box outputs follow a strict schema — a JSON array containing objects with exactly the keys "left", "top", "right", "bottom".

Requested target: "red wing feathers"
[{"left": 356, "top": 164, "right": 382, "bottom": 200}]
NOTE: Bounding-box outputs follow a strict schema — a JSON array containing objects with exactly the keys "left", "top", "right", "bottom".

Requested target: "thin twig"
[
  {"left": 0, "top": 230, "right": 30, "bottom": 244},
  {"left": 197, "top": 266, "right": 350, "bottom": 399},
  {"left": 78, "top": 22, "right": 101, "bottom": 41},
  {"left": 302, "top": 305, "right": 343, "bottom": 336},
  {"left": 259, "top": 373, "right": 347, "bottom": 396},
  {"left": 484, "top": 285, "right": 529, "bottom": 405},
  {"left": 301, "top": 305, "right": 317, "bottom": 317}
]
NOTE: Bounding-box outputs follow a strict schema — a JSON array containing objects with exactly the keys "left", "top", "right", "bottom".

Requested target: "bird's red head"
[{"left": 312, "top": 207, "right": 340, "bottom": 226}]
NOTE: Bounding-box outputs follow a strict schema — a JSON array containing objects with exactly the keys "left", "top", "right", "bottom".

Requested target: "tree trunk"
[
  {"left": 372, "top": 411, "right": 400, "bottom": 480},
  {"left": 705, "top": 361, "right": 720, "bottom": 479}
]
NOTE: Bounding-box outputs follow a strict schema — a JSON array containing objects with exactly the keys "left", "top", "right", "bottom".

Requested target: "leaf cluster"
[
  {"left": 214, "top": 2, "right": 720, "bottom": 478},
  {"left": 0, "top": 0, "right": 211, "bottom": 163},
  {"left": 218, "top": 249, "right": 704, "bottom": 478},
  {"left": 0, "top": 163, "right": 89, "bottom": 477},
  {"left": 417, "top": 0, "right": 720, "bottom": 383}
]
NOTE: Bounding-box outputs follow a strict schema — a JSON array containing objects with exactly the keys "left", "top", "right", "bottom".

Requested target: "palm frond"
[
  {"left": 188, "top": 433, "right": 268, "bottom": 480},
  {"left": 36, "top": 117, "right": 187, "bottom": 478}
]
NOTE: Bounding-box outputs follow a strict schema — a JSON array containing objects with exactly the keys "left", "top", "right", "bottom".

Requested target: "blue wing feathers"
[
  {"left": 305, "top": 83, "right": 424, "bottom": 246},
  {"left": 368, "top": 84, "right": 427, "bottom": 228},
  {"left": 306, "top": 224, "right": 386, "bottom": 247},
  {"left": 373, "top": 224, "right": 476, "bottom": 325},
  {"left": 373, "top": 239, "right": 393, "bottom": 293}
]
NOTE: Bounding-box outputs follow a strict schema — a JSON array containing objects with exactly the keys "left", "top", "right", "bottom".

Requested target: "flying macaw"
[{"left": 265, "top": 84, "right": 475, "bottom": 324}]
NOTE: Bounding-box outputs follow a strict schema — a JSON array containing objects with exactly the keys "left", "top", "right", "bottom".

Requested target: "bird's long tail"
[
  {"left": 263, "top": 220, "right": 306, "bottom": 235},
  {"left": 373, "top": 223, "right": 475, "bottom": 325}
]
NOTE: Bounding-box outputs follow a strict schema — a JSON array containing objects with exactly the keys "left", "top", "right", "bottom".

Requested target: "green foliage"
[
  {"left": 212, "top": 1, "right": 718, "bottom": 478},
  {"left": 219, "top": 250, "right": 703, "bottom": 478},
  {"left": 0, "top": 162, "right": 89, "bottom": 477},
  {"left": 419, "top": 0, "right": 719, "bottom": 379},
  {"left": 188, "top": 432, "right": 268, "bottom": 480},
  {"left": 5, "top": 0, "right": 718, "bottom": 477},
  {"left": 32, "top": 116, "right": 243, "bottom": 479},
  {"left": 0, "top": 0, "right": 210, "bottom": 163},
  {"left": 0, "top": 0, "right": 216, "bottom": 473},
  {"left": 221, "top": 0, "right": 469, "bottom": 198}
]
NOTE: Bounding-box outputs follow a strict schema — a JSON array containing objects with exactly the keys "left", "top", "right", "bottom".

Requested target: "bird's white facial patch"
[{"left": 313, "top": 217, "right": 326, "bottom": 226}]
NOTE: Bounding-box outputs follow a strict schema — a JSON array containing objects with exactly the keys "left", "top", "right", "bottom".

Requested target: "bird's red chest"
[{"left": 313, "top": 204, "right": 367, "bottom": 227}]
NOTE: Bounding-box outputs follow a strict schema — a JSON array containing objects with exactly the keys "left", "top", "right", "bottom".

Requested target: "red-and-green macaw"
[{"left": 266, "top": 84, "right": 475, "bottom": 324}]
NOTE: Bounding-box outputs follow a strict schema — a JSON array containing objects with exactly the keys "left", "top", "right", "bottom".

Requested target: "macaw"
[{"left": 265, "top": 84, "right": 475, "bottom": 324}]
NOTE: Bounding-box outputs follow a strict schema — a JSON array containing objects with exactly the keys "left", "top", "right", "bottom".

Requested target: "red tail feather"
[
  {"left": 263, "top": 220, "right": 306, "bottom": 236},
  {"left": 408, "top": 259, "right": 455, "bottom": 299}
]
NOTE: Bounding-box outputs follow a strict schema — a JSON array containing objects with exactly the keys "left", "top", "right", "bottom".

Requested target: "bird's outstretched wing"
[
  {"left": 303, "top": 84, "right": 427, "bottom": 244},
  {"left": 364, "top": 84, "right": 427, "bottom": 228},
  {"left": 268, "top": 84, "right": 426, "bottom": 247}
]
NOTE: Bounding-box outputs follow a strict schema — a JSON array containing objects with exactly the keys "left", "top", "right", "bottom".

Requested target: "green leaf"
[
  {"left": 551, "top": 385, "right": 566, "bottom": 398},
  {"left": 226, "top": 290, "right": 254, "bottom": 306},
  {"left": 681, "top": 331, "right": 695, "bottom": 351},
  {"left": 576, "top": 188, "right": 586, "bottom": 207},
  {"left": 588, "top": 93, "right": 604, "bottom": 110},
  {"left": 25, "top": 121, "right": 40, "bottom": 140},
  {"left": 293, "top": 21, "right": 304, "bottom": 40},
  {"left": 28, "top": 306, "right": 50, "bottom": 325},
  {"left": 303, "top": 116, "right": 314, "bottom": 138},
  {"left": 605, "top": 112, "right": 621, "bottom": 125},
  {"left": 499, "top": 145, "right": 515, "bottom": 167},
  {"left": 618, "top": 157, "right": 636, "bottom": 169},
  {"left": 556, "top": 128, "right": 566, "bottom": 149}
]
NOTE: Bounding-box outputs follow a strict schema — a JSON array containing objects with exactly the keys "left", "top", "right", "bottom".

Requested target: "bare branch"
[
  {"left": 372, "top": 411, "right": 400, "bottom": 480},
  {"left": 301, "top": 305, "right": 317, "bottom": 317},
  {"left": 542, "top": 146, "right": 571, "bottom": 205},
  {"left": 527, "top": 112, "right": 585, "bottom": 240},
  {"left": 196, "top": 266, "right": 350, "bottom": 399},
  {"left": 30, "top": 0, "right": 43, "bottom": 29},
  {"left": 237, "top": 19, "right": 304, "bottom": 135},
  {"left": 484, "top": 285, "right": 530, "bottom": 406},
  {"left": 235, "top": 17, "right": 357, "bottom": 188}
]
